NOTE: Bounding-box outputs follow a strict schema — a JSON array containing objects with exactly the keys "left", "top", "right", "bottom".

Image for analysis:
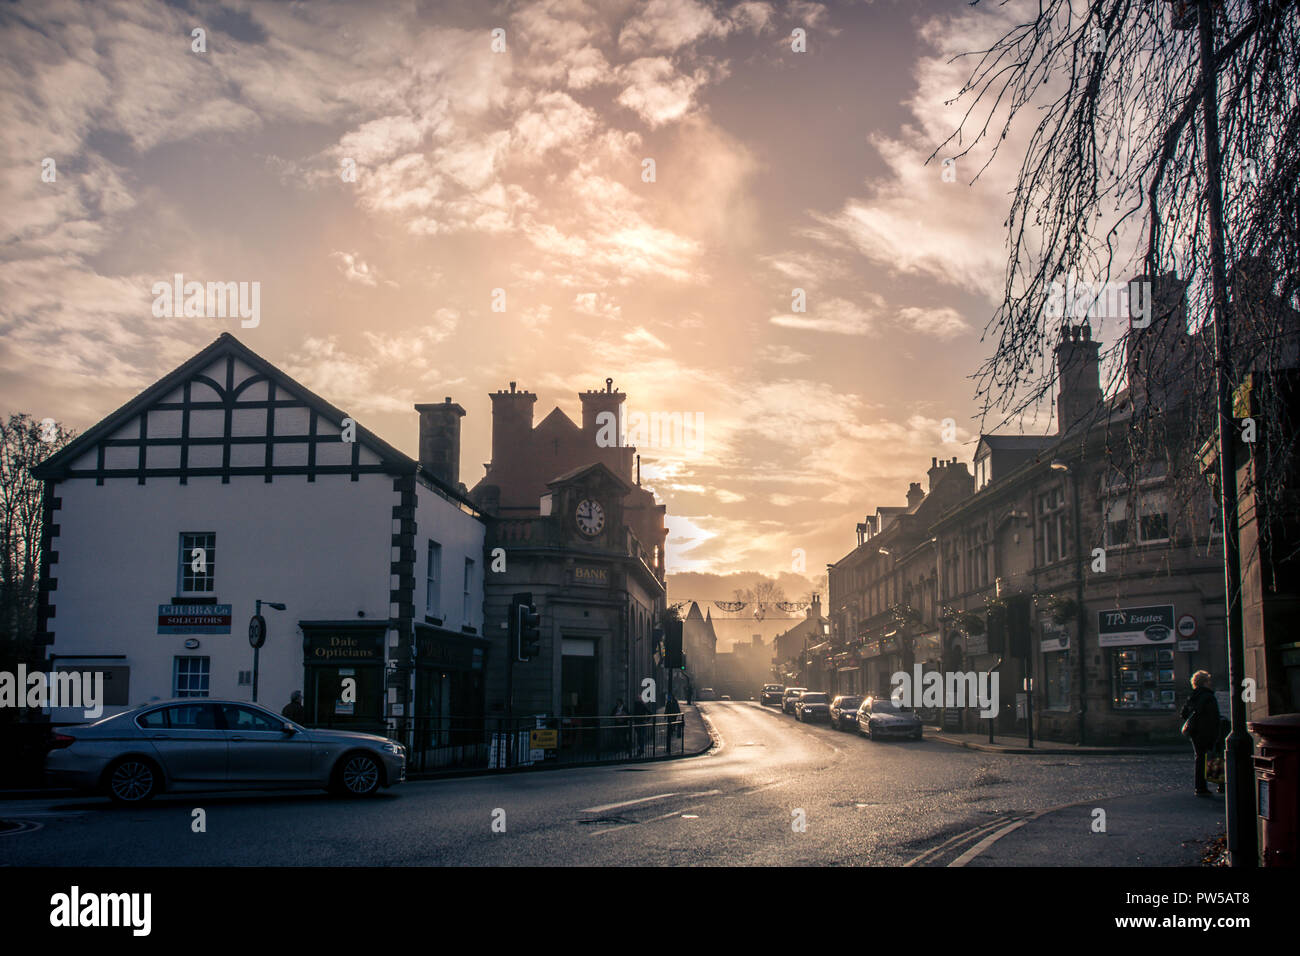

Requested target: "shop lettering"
[{"left": 311, "top": 636, "right": 379, "bottom": 660}]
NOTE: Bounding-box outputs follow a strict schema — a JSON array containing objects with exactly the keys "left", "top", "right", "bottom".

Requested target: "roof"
[
  {"left": 31, "top": 333, "right": 483, "bottom": 514},
  {"left": 975, "top": 435, "right": 1056, "bottom": 455},
  {"left": 545, "top": 460, "right": 633, "bottom": 493}
]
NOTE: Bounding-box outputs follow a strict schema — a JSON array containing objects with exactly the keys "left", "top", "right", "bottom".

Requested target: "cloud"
[
  {"left": 897, "top": 305, "right": 970, "bottom": 339},
  {"left": 331, "top": 251, "right": 382, "bottom": 287},
  {"left": 617, "top": 0, "right": 730, "bottom": 54},
  {"left": 615, "top": 57, "right": 710, "bottom": 127},
  {"left": 573, "top": 291, "right": 623, "bottom": 320},
  {"left": 770, "top": 295, "right": 882, "bottom": 335}
]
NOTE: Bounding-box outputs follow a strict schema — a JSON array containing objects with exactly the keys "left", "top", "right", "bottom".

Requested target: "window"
[
  {"left": 137, "top": 709, "right": 168, "bottom": 729},
  {"left": 173, "top": 656, "right": 210, "bottom": 697},
  {"left": 1037, "top": 487, "right": 1069, "bottom": 565},
  {"left": 1044, "top": 652, "right": 1072, "bottom": 710},
  {"left": 1105, "top": 498, "right": 1129, "bottom": 547},
  {"left": 974, "top": 455, "right": 990, "bottom": 490},
  {"left": 463, "top": 557, "right": 475, "bottom": 621},
  {"left": 178, "top": 532, "right": 215, "bottom": 594},
  {"left": 425, "top": 540, "right": 442, "bottom": 616},
  {"left": 964, "top": 525, "right": 989, "bottom": 591},
  {"left": 220, "top": 704, "right": 282, "bottom": 732},
  {"left": 1111, "top": 647, "right": 1177, "bottom": 710},
  {"left": 165, "top": 703, "right": 221, "bottom": 729},
  {"left": 1137, "top": 491, "right": 1169, "bottom": 543}
]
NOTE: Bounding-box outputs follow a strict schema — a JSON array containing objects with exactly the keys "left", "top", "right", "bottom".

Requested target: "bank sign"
[{"left": 1097, "top": 605, "right": 1176, "bottom": 647}]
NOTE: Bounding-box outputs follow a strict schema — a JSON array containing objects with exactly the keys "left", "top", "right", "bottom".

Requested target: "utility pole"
[{"left": 1197, "top": 0, "right": 1255, "bottom": 867}]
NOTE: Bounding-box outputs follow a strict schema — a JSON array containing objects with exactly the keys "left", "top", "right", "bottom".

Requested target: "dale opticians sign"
[{"left": 1097, "top": 605, "right": 1176, "bottom": 647}]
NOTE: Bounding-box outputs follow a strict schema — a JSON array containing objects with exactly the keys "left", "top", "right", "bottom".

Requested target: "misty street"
[{"left": 1, "top": 702, "right": 1214, "bottom": 867}]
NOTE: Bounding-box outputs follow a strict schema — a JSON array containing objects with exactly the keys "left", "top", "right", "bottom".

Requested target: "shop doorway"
[{"left": 561, "top": 639, "right": 598, "bottom": 715}]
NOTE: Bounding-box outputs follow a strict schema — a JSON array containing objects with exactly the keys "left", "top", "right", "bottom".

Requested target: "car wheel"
[
  {"left": 106, "top": 757, "right": 160, "bottom": 803},
  {"left": 333, "top": 752, "right": 382, "bottom": 797}
]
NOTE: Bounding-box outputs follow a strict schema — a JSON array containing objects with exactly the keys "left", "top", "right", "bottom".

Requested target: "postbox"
[{"left": 1248, "top": 713, "right": 1300, "bottom": 867}]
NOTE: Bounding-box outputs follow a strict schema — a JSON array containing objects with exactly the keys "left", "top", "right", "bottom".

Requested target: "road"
[{"left": 0, "top": 701, "right": 1215, "bottom": 866}]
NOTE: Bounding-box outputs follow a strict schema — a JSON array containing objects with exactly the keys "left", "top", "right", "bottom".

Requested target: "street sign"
[
  {"left": 529, "top": 729, "right": 558, "bottom": 749},
  {"left": 248, "top": 614, "right": 267, "bottom": 649},
  {"left": 1176, "top": 614, "right": 1198, "bottom": 638}
]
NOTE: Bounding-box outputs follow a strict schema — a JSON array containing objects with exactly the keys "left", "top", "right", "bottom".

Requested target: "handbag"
[
  {"left": 1181, "top": 715, "right": 1196, "bottom": 737},
  {"left": 1205, "top": 753, "right": 1225, "bottom": 785}
]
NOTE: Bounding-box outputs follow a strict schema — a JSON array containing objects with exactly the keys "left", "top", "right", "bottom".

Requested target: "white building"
[{"left": 33, "top": 333, "right": 487, "bottom": 747}]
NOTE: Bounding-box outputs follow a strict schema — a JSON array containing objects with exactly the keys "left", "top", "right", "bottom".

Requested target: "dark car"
[
  {"left": 45, "top": 699, "right": 406, "bottom": 802},
  {"left": 761, "top": 683, "right": 784, "bottom": 707},
  {"left": 829, "top": 695, "right": 864, "bottom": 730},
  {"left": 781, "top": 687, "right": 808, "bottom": 714},
  {"left": 795, "top": 692, "right": 831, "bottom": 722},
  {"left": 856, "top": 696, "right": 923, "bottom": 740}
]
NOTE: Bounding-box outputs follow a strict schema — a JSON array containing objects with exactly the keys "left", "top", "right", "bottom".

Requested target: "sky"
[{"left": 1, "top": 0, "right": 1083, "bottom": 616}]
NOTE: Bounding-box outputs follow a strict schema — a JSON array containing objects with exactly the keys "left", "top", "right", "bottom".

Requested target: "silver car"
[
  {"left": 856, "top": 696, "right": 923, "bottom": 740},
  {"left": 45, "top": 699, "right": 406, "bottom": 803}
]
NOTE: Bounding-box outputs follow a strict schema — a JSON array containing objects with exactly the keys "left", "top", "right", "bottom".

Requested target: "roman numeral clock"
[{"left": 575, "top": 497, "right": 605, "bottom": 537}]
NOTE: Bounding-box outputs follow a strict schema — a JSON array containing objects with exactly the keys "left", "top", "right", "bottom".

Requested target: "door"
[
  {"left": 220, "top": 703, "right": 314, "bottom": 785},
  {"left": 141, "top": 703, "right": 229, "bottom": 784}
]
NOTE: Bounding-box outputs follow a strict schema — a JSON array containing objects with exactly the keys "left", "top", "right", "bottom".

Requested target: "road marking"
[
  {"left": 903, "top": 816, "right": 1020, "bottom": 867},
  {"left": 583, "top": 792, "right": 679, "bottom": 813},
  {"left": 949, "top": 818, "right": 1028, "bottom": 867}
]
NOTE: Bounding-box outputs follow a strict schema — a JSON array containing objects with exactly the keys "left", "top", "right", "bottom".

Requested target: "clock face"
[{"left": 575, "top": 498, "right": 605, "bottom": 536}]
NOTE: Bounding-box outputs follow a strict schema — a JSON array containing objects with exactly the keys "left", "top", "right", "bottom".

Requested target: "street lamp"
[
  {"left": 250, "top": 599, "right": 286, "bottom": 704},
  {"left": 1051, "top": 459, "right": 1087, "bottom": 745}
]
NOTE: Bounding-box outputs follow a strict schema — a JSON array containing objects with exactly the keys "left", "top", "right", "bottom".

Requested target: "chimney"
[
  {"left": 906, "top": 482, "right": 925, "bottom": 509},
  {"left": 489, "top": 381, "right": 537, "bottom": 465},
  {"left": 580, "top": 377, "right": 626, "bottom": 435},
  {"left": 415, "top": 397, "right": 465, "bottom": 488},
  {"left": 1055, "top": 321, "right": 1101, "bottom": 433},
  {"left": 927, "top": 457, "right": 946, "bottom": 492}
]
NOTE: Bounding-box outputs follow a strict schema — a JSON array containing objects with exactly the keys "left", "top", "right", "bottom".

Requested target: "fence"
[{"left": 362, "top": 714, "right": 687, "bottom": 773}]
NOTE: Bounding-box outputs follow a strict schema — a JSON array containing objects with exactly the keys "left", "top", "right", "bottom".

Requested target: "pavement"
[
  {"left": 0, "top": 701, "right": 1225, "bottom": 866},
  {"left": 929, "top": 726, "right": 1188, "bottom": 756}
]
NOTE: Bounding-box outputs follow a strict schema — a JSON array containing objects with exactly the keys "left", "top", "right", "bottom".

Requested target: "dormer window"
[{"left": 974, "top": 455, "right": 991, "bottom": 490}]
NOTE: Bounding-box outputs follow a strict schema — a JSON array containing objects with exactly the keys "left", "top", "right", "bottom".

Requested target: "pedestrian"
[
  {"left": 612, "top": 699, "right": 627, "bottom": 716},
  {"left": 632, "top": 696, "right": 650, "bottom": 756},
  {"left": 1180, "top": 670, "right": 1221, "bottom": 797},
  {"left": 282, "top": 690, "right": 306, "bottom": 724},
  {"left": 664, "top": 693, "right": 682, "bottom": 741}
]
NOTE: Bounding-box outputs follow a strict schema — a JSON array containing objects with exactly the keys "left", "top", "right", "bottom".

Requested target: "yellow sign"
[{"left": 530, "top": 729, "right": 558, "bottom": 749}]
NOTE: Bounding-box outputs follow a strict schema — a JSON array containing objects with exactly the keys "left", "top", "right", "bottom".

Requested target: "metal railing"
[{"left": 313, "top": 713, "right": 686, "bottom": 773}]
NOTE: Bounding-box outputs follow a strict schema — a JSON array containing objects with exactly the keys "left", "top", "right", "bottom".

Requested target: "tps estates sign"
[
  {"left": 158, "top": 604, "right": 232, "bottom": 634},
  {"left": 1097, "top": 605, "right": 1176, "bottom": 647}
]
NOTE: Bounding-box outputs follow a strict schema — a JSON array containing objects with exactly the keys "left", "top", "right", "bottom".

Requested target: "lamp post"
[
  {"left": 251, "top": 599, "right": 286, "bottom": 704},
  {"left": 1051, "top": 459, "right": 1087, "bottom": 746}
]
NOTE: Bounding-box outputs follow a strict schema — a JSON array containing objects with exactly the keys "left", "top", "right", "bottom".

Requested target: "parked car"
[
  {"left": 697, "top": 687, "right": 715, "bottom": 701},
  {"left": 45, "top": 699, "right": 406, "bottom": 803},
  {"left": 781, "top": 687, "right": 808, "bottom": 714},
  {"left": 721, "top": 695, "right": 732, "bottom": 700},
  {"left": 761, "top": 683, "right": 784, "bottom": 707},
  {"left": 795, "top": 692, "right": 831, "bottom": 722},
  {"left": 829, "top": 695, "right": 864, "bottom": 730},
  {"left": 856, "top": 697, "right": 923, "bottom": 740}
]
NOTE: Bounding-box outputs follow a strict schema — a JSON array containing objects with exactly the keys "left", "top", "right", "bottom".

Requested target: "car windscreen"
[
  {"left": 800, "top": 693, "right": 828, "bottom": 703},
  {"left": 869, "top": 699, "right": 908, "bottom": 713},
  {"left": 837, "top": 698, "right": 862, "bottom": 708}
]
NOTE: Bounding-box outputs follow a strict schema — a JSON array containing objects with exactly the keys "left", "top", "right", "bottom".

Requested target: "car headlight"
[{"left": 382, "top": 742, "right": 405, "bottom": 754}]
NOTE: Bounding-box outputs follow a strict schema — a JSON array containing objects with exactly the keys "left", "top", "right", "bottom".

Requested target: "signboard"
[
  {"left": 1040, "top": 619, "right": 1070, "bottom": 653},
  {"left": 304, "top": 631, "right": 385, "bottom": 662},
  {"left": 573, "top": 565, "right": 610, "bottom": 586},
  {"left": 1177, "top": 640, "right": 1199, "bottom": 652},
  {"left": 1177, "top": 614, "right": 1198, "bottom": 638},
  {"left": 529, "top": 728, "right": 558, "bottom": 749},
  {"left": 158, "top": 604, "right": 232, "bottom": 634},
  {"left": 1097, "top": 605, "right": 1176, "bottom": 647},
  {"left": 248, "top": 614, "right": 267, "bottom": 649}
]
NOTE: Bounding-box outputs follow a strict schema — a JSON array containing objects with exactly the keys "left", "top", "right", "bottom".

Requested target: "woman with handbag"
[{"left": 1180, "top": 670, "right": 1221, "bottom": 797}]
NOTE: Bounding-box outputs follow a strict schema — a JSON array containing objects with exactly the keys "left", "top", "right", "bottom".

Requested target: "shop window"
[
  {"left": 1044, "top": 652, "right": 1071, "bottom": 710},
  {"left": 178, "top": 532, "right": 215, "bottom": 594},
  {"left": 1111, "top": 647, "right": 1176, "bottom": 710},
  {"left": 426, "top": 540, "right": 442, "bottom": 616},
  {"left": 173, "top": 656, "right": 210, "bottom": 697}
]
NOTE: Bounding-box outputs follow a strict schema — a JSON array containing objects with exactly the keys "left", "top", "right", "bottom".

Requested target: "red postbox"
[{"left": 1248, "top": 713, "right": 1300, "bottom": 867}]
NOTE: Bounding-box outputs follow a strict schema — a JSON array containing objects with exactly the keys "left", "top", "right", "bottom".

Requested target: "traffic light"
[
  {"left": 663, "top": 619, "right": 683, "bottom": 669},
  {"left": 513, "top": 591, "right": 541, "bottom": 661}
]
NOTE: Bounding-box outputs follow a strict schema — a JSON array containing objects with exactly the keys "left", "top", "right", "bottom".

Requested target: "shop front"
[
  {"left": 301, "top": 622, "right": 388, "bottom": 735},
  {"left": 414, "top": 624, "right": 487, "bottom": 748}
]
